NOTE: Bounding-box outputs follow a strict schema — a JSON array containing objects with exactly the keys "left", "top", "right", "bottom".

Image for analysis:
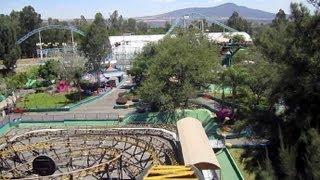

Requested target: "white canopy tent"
[{"left": 108, "top": 32, "right": 252, "bottom": 70}]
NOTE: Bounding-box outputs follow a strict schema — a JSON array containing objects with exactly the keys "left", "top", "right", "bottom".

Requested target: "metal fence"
[{"left": 3, "top": 113, "right": 121, "bottom": 123}]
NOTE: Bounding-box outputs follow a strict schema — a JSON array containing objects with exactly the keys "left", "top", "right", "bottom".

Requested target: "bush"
[
  {"left": 80, "top": 80, "right": 99, "bottom": 92},
  {"left": 38, "top": 59, "right": 59, "bottom": 82},
  {"left": 231, "top": 34, "right": 245, "bottom": 43},
  {"left": 5, "top": 72, "right": 28, "bottom": 90},
  {"left": 116, "top": 96, "right": 128, "bottom": 105}
]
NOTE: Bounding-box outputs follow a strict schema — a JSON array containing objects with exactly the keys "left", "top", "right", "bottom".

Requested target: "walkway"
[
  {"left": 190, "top": 97, "right": 222, "bottom": 113},
  {"left": 70, "top": 88, "right": 135, "bottom": 115},
  {"left": 225, "top": 137, "right": 269, "bottom": 147},
  {"left": 23, "top": 88, "right": 136, "bottom": 118},
  {"left": 209, "top": 138, "right": 269, "bottom": 149}
]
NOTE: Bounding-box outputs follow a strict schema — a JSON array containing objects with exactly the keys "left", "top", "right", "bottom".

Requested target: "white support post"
[
  {"left": 71, "top": 30, "right": 75, "bottom": 53},
  {"left": 201, "top": 19, "right": 204, "bottom": 33},
  {"left": 38, "top": 31, "right": 43, "bottom": 60}
]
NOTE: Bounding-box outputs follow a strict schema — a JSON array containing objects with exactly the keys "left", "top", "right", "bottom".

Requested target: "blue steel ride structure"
[
  {"left": 166, "top": 13, "right": 238, "bottom": 36},
  {"left": 16, "top": 25, "right": 86, "bottom": 60},
  {"left": 16, "top": 15, "right": 238, "bottom": 62},
  {"left": 16, "top": 25, "right": 85, "bottom": 44}
]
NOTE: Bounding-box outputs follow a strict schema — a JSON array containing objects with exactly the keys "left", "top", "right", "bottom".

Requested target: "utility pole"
[{"left": 38, "top": 31, "right": 43, "bottom": 60}]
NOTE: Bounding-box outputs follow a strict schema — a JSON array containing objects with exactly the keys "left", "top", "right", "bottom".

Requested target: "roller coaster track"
[
  {"left": 0, "top": 128, "right": 178, "bottom": 179},
  {"left": 166, "top": 12, "right": 238, "bottom": 35},
  {"left": 16, "top": 25, "right": 86, "bottom": 45}
]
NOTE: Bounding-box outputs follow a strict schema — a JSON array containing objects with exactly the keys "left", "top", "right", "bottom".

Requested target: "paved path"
[
  {"left": 209, "top": 138, "right": 269, "bottom": 149},
  {"left": 190, "top": 97, "right": 222, "bottom": 113},
  {"left": 225, "top": 137, "right": 269, "bottom": 147},
  {"left": 23, "top": 88, "right": 136, "bottom": 118},
  {"left": 70, "top": 88, "right": 135, "bottom": 115}
]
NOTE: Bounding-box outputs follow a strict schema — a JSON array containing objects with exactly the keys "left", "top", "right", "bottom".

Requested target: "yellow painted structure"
[{"left": 143, "top": 165, "right": 199, "bottom": 179}]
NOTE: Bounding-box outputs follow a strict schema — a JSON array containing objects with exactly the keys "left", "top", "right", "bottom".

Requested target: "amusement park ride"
[
  {"left": 16, "top": 25, "right": 86, "bottom": 60},
  {"left": 0, "top": 126, "right": 177, "bottom": 179},
  {"left": 2, "top": 14, "right": 247, "bottom": 180},
  {"left": 0, "top": 118, "right": 220, "bottom": 179},
  {"left": 15, "top": 13, "right": 246, "bottom": 66}
]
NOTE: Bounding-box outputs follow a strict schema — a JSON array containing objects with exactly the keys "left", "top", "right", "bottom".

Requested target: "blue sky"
[{"left": 0, "top": 0, "right": 313, "bottom": 19}]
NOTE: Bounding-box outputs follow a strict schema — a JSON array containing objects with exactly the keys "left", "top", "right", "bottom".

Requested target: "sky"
[{"left": 0, "top": 0, "right": 314, "bottom": 19}]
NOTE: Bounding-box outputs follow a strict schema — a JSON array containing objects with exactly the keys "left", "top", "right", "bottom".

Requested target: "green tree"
[
  {"left": 227, "top": 11, "right": 252, "bottom": 34},
  {"left": 16, "top": 6, "right": 42, "bottom": 58},
  {"left": 80, "top": 13, "right": 110, "bottom": 72},
  {"left": 220, "top": 65, "right": 248, "bottom": 103},
  {"left": 254, "top": 25, "right": 287, "bottom": 63},
  {"left": 255, "top": 3, "right": 320, "bottom": 178},
  {"left": 0, "top": 15, "right": 21, "bottom": 71},
  {"left": 128, "top": 43, "right": 157, "bottom": 87},
  {"left": 231, "top": 34, "right": 245, "bottom": 43},
  {"left": 42, "top": 18, "right": 70, "bottom": 48},
  {"left": 134, "top": 31, "right": 219, "bottom": 112},
  {"left": 38, "top": 59, "right": 59, "bottom": 85},
  {"left": 126, "top": 18, "right": 137, "bottom": 33},
  {"left": 303, "top": 129, "right": 320, "bottom": 179},
  {"left": 257, "top": 154, "right": 276, "bottom": 180},
  {"left": 137, "top": 21, "right": 148, "bottom": 34},
  {"left": 272, "top": 9, "right": 288, "bottom": 29},
  {"left": 57, "top": 52, "right": 87, "bottom": 99},
  {"left": 243, "top": 51, "right": 280, "bottom": 107},
  {"left": 164, "top": 21, "right": 171, "bottom": 32},
  {"left": 5, "top": 72, "right": 28, "bottom": 92},
  {"left": 108, "top": 10, "right": 122, "bottom": 35}
]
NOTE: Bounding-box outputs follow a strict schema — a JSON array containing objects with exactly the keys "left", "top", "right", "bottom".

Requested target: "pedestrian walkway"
[
  {"left": 23, "top": 88, "right": 136, "bottom": 118},
  {"left": 70, "top": 88, "right": 135, "bottom": 115},
  {"left": 190, "top": 97, "right": 222, "bottom": 113}
]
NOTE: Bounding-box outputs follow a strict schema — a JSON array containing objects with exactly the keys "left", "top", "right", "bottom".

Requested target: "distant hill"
[{"left": 137, "top": 3, "right": 275, "bottom": 26}]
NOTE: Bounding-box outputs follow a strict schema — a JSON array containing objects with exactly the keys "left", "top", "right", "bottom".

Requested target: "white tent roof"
[
  {"left": 206, "top": 32, "right": 252, "bottom": 43},
  {"left": 109, "top": 32, "right": 252, "bottom": 47}
]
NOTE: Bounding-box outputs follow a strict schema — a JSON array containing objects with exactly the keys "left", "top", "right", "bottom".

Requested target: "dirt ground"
[{"left": 0, "top": 57, "right": 60, "bottom": 73}]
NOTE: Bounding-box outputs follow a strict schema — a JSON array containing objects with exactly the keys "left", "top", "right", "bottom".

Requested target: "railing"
[{"left": 3, "top": 113, "right": 121, "bottom": 124}]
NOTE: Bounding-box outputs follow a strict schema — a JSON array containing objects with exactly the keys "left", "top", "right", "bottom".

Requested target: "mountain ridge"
[{"left": 137, "top": 3, "right": 276, "bottom": 26}]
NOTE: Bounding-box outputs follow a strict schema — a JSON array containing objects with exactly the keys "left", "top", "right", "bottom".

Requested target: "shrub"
[
  {"left": 80, "top": 80, "right": 99, "bottom": 92},
  {"left": 5, "top": 72, "right": 28, "bottom": 90},
  {"left": 116, "top": 96, "right": 128, "bottom": 105},
  {"left": 38, "top": 59, "right": 59, "bottom": 83}
]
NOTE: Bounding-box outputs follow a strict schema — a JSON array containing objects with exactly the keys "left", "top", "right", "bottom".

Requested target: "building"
[{"left": 109, "top": 32, "right": 252, "bottom": 70}]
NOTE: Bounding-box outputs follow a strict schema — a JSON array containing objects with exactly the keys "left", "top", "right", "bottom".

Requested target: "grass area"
[
  {"left": 16, "top": 92, "right": 89, "bottom": 109},
  {"left": 229, "top": 148, "right": 257, "bottom": 180},
  {"left": 122, "top": 108, "right": 214, "bottom": 124},
  {"left": 17, "top": 92, "right": 70, "bottom": 108}
]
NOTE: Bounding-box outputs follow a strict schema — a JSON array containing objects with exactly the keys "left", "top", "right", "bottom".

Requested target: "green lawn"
[
  {"left": 229, "top": 148, "right": 257, "bottom": 180},
  {"left": 17, "top": 92, "right": 72, "bottom": 109},
  {"left": 122, "top": 108, "right": 214, "bottom": 124},
  {"left": 17, "top": 92, "right": 92, "bottom": 109}
]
